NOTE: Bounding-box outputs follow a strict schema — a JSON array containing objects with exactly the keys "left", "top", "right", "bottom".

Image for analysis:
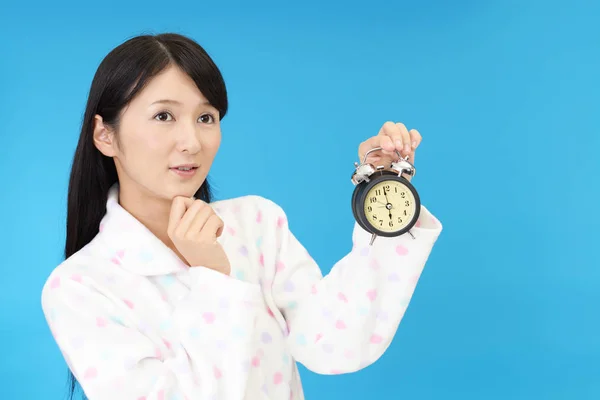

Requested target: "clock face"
[{"left": 363, "top": 179, "right": 417, "bottom": 233}]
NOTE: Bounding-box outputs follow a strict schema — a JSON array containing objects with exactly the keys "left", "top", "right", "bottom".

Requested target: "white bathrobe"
[{"left": 42, "top": 184, "right": 443, "bottom": 399}]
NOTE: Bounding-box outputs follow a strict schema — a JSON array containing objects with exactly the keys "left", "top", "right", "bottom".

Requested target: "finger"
[
  {"left": 394, "top": 123, "right": 412, "bottom": 156},
  {"left": 358, "top": 137, "right": 380, "bottom": 161},
  {"left": 168, "top": 196, "right": 194, "bottom": 238},
  {"left": 358, "top": 135, "right": 393, "bottom": 162},
  {"left": 409, "top": 128, "right": 422, "bottom": 150},
  {"left": 379, "top": 121, "right": 399, "bottom": 154},
  {"left": 198, "top": 214, "right": 224, "bottom": 241},
  {"left": 174, "top": 200, "right": 207, "bottom": 237},
  {"left": 187, "top": 205, "right": 215, "bottom": 239}
]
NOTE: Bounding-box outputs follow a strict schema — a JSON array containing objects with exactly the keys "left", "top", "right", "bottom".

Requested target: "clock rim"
[
  {"left": 351, "top": 182, "right": 372, "bottom": 233},
  {"left": 355, "top": 171, "right": 421, "bottom": 237}
]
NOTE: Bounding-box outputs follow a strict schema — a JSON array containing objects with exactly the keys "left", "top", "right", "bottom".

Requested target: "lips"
[
  {"left": 172, "top": 166, "right": 197, "bottom": 171},
  {"left": 170, "top": 164, "right": 199, "bottom": 171},
  {"left": 170, "top": 164, "right": 199, "bottom": 178}
]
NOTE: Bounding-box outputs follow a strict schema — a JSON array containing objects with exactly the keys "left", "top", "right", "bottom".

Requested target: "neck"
[{"left": 117, "top": 184, "right": 185, "bottom": 262}]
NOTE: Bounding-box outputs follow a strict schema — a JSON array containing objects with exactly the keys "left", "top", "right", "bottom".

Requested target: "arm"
[
  {"left": 42, "top": 265, "right": 260, "bottom": 400},
  {"left": 263, "top": 200, "right": 442, "bottom": 374}
]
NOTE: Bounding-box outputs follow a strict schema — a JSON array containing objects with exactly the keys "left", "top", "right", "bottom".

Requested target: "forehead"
[{"left": 135, "top": 65, "right": 208, "bottom": 105}]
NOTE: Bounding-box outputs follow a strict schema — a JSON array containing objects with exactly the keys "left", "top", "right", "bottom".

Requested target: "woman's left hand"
[{"left": 357, "top": 121, "right": 422, "bottom": 182}]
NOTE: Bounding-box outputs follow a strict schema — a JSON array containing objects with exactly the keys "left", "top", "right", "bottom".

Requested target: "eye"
[
  {"left": 154, "top": 111, "right": 173, "bottom": 122},
  {"left": 198, "top": 113, "right": 215, "bottom": 124}
]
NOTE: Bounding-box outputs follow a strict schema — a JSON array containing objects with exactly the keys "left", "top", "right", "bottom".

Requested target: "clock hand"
[{"left": 383, "top": 187, "right": 392, "bottom": 220}]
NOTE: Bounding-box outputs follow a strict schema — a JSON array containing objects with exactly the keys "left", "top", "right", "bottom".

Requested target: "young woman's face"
[{"left": 94, "top": 65, "right": 222, "bottom": 202}]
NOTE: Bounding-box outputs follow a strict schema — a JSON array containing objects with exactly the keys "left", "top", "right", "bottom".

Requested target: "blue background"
[{"left": 1, "top": 0, "right": 598, "bottom": 398}]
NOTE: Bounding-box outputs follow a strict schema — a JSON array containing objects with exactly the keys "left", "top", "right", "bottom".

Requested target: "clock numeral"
[
  {"left": 372, "top": 214, "right": 377, "bottom": 220},
  {"left": 401, "top": 192, "right": 406, "bottom": 198},
  {"left": 385, "top": 185, "right": 390, "bottom": 191},
  {"left": 403, "top": 210, "right": 407, "bottom": 216},
  {"left": 398, "top": 217, "right": 403, "bottom": 224},
  {"left": 405, "top": 200, "right": 410, "bottom": 206},
  {"left": 389, "top": 221, "right": 393, "bottom": 227},
  {"left": 379, "top": 220, "right": 383, "bottom": 226},
  {"left": 370, "top": 197, "right": 377, "bottom": 204},
  {"left": 375, "top": 189, "right": 382, "bottom": 196},
  {"left": 367, "top": 206, "right": 373, "bottom": 212}
]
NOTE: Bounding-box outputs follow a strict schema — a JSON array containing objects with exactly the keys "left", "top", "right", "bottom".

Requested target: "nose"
[{"left": 176, "top": 121, "right": 201, "bottom": 154}]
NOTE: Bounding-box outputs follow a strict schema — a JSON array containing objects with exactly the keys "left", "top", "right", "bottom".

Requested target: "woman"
[{"left": 41, "top": 33, "right": 443, "bottom": 400}]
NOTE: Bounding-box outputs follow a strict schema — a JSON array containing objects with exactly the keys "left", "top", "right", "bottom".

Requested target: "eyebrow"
[{"left": 150, "top": 99, "right": 213, "bottom": 107}]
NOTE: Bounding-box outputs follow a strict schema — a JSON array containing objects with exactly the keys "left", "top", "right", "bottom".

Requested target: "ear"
[{"left": 93, "top": 115, "right": 117, "bottom": 157}]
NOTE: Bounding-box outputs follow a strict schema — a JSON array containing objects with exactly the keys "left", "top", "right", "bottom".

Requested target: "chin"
[
  {"left": 166, "top": 189, "right": 198, "bottom": 201},
  {"left": 158, "top": 170, "right": 207, "bottom": 201},
  {"left": 164, "top": 183, "right": 203, "bottom": 200}
]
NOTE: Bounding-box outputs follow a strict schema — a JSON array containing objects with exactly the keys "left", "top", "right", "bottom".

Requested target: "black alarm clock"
[{"left": 351, "top": 146, "right": 420, "bottom": 245}]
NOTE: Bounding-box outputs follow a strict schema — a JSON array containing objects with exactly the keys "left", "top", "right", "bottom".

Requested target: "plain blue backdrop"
[{"left": 1, "top": 0, "right": 598, "bottom": 399}]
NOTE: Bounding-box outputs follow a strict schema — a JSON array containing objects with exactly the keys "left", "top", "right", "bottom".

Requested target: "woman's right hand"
[{"left": 168, "top": 196, "right": 231, "bottom": 275}]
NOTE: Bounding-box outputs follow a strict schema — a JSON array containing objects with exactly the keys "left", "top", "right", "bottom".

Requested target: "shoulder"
[
  {"left": 212, "top": 194, "right": 287, "bottom": 219},
  {"left": 211, "top": 194, "right": 289, "bottom": 236},
  {"left": 40, "top": 237, "right": 113, "bottom": 308}
]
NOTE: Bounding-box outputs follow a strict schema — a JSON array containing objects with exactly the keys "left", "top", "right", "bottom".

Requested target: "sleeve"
[
  {"left": 41, "top": 266, "right": 261, "bottom": 400},
  {"left": 263, "top": 199, "right": 443, "bottom": 375}
]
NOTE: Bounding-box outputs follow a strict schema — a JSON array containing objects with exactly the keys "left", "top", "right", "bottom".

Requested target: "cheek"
[
  {"left": 131, "top": 129, "right": 169, "bottom": 154},
  {"left": 203, "top": 131, "right": 221, "bottom": 154},
  {"left": 118, "top": 130, "right": 167, "bottom": 169}
]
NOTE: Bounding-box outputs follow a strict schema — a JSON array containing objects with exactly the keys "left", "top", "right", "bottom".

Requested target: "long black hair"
[{"left": 64, "top": 32, "right": 228, "bottom": 399}]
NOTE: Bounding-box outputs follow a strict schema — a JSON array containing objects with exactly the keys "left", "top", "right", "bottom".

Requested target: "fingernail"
[
  {"left": 412, "top": 141, "right": 417, "bottom": 148},
  {"left": 404, "top": 144, "right": 411, "bottom": 153},
  {"left": 395, "top": 140, "right": 403, "bottom": 149}
]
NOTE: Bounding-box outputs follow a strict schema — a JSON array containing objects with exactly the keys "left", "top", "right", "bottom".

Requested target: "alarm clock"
[{"left": 351, "top": 146, "right": 420, "bottom": 245}]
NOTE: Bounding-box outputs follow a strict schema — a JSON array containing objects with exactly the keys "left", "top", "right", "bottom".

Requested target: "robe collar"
[{"left": 98, "top": 184, "right": 226, "bottom": 276}]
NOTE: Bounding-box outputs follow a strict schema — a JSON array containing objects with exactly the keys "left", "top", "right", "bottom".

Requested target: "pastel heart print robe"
[{"left": 42, "top": 184, "right": 443, "bottom": 400}]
